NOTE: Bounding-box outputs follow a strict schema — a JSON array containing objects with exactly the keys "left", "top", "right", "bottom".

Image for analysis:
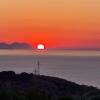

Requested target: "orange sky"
[{"left": 0, "top": 0, "right": 100, "bottom": 49}]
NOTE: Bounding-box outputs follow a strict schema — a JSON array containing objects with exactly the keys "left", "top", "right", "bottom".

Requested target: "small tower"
[
  {"left": 37, "top": 60, "right": 40, "bottom": 75},
  {"left": 33, "top": 60, "right": 40, "bottom": 75}
]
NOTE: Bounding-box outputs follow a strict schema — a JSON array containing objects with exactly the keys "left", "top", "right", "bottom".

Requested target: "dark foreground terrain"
[{"left": 0, "top": 71, "right": 100, "bottom": 100}]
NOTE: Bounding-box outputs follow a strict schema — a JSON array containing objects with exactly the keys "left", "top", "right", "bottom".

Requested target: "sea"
[{"left": 0, "top": 50, "right": 100, "bottom": 88}]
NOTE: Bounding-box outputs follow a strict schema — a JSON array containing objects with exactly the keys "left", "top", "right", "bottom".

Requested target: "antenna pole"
[
  {"left": 33, "top": 51, "right": 41, "bottom": 75},
  {"left": 37, "top": 60, "right": 40, "bottom": 75}
]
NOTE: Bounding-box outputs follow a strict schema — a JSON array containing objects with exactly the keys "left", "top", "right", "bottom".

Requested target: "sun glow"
[{"left": 37, "top": 44, "right": 45, "bottom": 50}]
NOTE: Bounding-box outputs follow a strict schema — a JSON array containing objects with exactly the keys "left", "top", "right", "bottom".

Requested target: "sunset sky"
[{"left": 0, "top": 0, "right": 100, "bottom": 49}]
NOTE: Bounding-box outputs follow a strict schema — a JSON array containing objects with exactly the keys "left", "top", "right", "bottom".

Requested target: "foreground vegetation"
[{"left": 0, "top": 71, "right": 100, "bottom": 100}]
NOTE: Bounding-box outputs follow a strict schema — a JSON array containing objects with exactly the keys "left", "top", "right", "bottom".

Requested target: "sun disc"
[{"left": 37, "top": 44, "right": 45, "bottom": 50}]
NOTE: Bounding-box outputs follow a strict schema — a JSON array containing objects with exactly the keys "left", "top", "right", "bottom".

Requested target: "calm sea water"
[{"left": 0, "top": 50, "right": 100, "bottom": 88}]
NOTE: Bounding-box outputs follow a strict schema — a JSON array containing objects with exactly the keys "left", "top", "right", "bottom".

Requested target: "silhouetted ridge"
[
  {"left": 0, "top": 71, "right": 100, "bottom": 100},
  {"left": 10, "top": 42, "right": 32, "bottom": 49},
  {"left": 0, "top": 42, "right": 33, "bottom": 49},
  {"left": 0, "top": 43, "right": 10, "bottom": 49}
]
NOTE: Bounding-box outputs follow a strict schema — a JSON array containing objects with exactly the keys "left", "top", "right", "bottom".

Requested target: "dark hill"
[
  {"left": 0, "top": 43, "right": 10, "bottom": 49},
  {"left": 0, "top": 42, "right": 33, "bottom": 49},
  {"left": 0, "top": 71, "right": 100, "bottom": 100},
  {"left": 10, "top": 42, "right": 33, "bottom": 49}
]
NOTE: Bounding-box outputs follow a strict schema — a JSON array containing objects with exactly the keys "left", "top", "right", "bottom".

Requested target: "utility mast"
[
  {"left": 37, "top": 60, "right": 40, "bottom": 75},
  {"left": 33, "top": 60, "right": 40, "bottom": 75}
]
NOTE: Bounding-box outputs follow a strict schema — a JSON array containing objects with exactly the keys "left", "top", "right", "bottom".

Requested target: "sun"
[{"left": 37, "top": 44, "right": 45, "bottom": 50}]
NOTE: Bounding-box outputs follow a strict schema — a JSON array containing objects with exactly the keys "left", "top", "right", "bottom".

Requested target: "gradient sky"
[{"left": 0, "top": 0, "right": 100, "bottom": 49}]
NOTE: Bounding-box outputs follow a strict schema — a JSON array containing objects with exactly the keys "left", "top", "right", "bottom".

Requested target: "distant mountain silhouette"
[
  {"left": 10, "top": 42, "right": 33, "bottom": 49},
  {"left": 0, "top": 71, "right": 100, "bottom": 100},
  {"left": 0, "top": 42, "right": 33, "bottom": 49},
  {"left": 0, "top": 43, "right": 10, "bottom": 49}
]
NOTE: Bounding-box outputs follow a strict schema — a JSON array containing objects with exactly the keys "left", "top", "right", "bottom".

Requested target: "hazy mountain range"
[
  {"left": 0, "top": 42, "right": 99, "bottom": 50},
  {"left": 0, "top": 42, "right": 33, "bottom": 49}
]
